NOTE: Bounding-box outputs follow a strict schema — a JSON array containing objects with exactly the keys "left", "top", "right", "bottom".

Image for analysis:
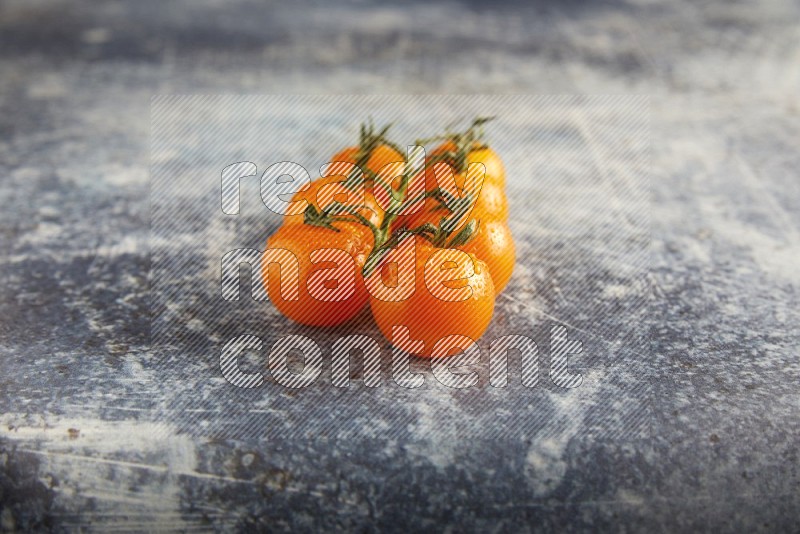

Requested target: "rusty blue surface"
[{"left": 0, "top": 0, "right": 798, "bottom": 531}]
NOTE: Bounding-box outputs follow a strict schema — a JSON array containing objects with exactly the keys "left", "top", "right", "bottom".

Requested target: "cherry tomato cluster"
[{"left": 262, "top": 119, "right": 515, "bottom": 358}]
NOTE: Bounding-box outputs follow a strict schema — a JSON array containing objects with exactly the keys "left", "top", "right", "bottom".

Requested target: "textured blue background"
[{"left": 0, "top": 0, "right": 798, "bottom": 531}]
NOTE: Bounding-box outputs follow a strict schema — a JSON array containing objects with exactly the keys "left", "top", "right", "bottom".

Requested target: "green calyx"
[
  {"left": 302, "top": 203, "right": 342, "bottom": 232},
  {"left": 413, "top": 217, "right": 480, "bottom": 249}
]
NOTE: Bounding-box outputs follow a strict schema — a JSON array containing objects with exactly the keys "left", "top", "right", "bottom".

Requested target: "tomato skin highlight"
[
  {"left": 368, "top": 237, "right": 495, "bottom": 358},
  {"left": 264, "top": 221, "right": 373, "bottom": 327}
]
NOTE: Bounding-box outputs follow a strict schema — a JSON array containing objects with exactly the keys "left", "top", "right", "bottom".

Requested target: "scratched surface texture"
[{"left": 0, "top": 0, "right": 799, "bottom": 532}]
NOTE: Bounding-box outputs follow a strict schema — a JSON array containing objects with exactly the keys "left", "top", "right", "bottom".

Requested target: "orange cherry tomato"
[
  {"left": 331, "top": 144, "right": 404, "bottom": 177},
  {"left": 429, "top": 140, "right": 505, "bottom": 189},
  {"left": 395, "top": 181, "right": 508, "bottom": 232},
  {"left": 394, "top": 142, "right": 508, "bottom": 232},
  {"left": 368, "top": 236, "right": 495, "bottom": 358},
  {"left": 283, "top": 174, "right": 383, "bottom": 228},
  {"left": 466, "top": 182, "right": 508, "bottom": 223},
  {"left": 283, "top": 144, "right": 404, "bottom": 227},
  {"left": 391, "top": 202, "right": 515, "bottom": 293},
  {"left": 263, "top": 221, "right": 373, "bottom": 327},
  {"left": 460, "top": 219, "right": 515, "bottom": 293},
  {"left": 324, "top": 143, "right": 405, "bottom": 226}
]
